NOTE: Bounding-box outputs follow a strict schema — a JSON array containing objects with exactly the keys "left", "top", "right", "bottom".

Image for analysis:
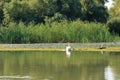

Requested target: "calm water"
[{"left": 0, "top": 51, "right": 120, "bottom": 80}]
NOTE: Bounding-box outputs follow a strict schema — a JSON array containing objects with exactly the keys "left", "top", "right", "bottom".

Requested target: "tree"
[
  {"left": 32, "top": 0, "right": 57, "bottom": 23},
  {"left": 60, "top": 0, "right": 82, "bottom": 20},
  {"left": 109, "top": 0, "right": 120, "bottom": 18},
  {"left": 107, "top": 17, "right": 120, "bottom": 35},
  {"left": 107, "top": 0, "right": 120, "bottom": 35},
  {"left": 2, "top": 0, "right": 109, "bottom": 24},
  {"left": 0, "top": 1, "right": 10, "bottom": 23},
  {"left": 0, "top": 9, "right": 4, "bottom": 23},
  {"left": 81, "top": 0, "right": 109, "bottom": 23},
  {"left": 0, "top": 1, "right": 4, "bottom": 23},
  {"left": 3, "top": 0, "right": 34, "bottom": 24}
]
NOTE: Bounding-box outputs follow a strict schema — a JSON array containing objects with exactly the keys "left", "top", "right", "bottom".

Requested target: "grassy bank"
[
  {"left": 1, "top": 46, "right": 120, "bottom": 52},
  {"left": 0, "top": 20, "right": 119, "bottom": 43}
]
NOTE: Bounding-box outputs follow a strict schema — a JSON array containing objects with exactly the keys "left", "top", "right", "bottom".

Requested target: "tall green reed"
[{"left": 0, "top": 20, "right": 119, "bottom": 43}]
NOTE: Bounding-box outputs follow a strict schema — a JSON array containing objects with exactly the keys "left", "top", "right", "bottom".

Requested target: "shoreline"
[
  {"left": 0, "top": 42, "right": 120, "bottom": 52},
  {"left": 0, "top": 47, "right": 120, "bottom": 52}
]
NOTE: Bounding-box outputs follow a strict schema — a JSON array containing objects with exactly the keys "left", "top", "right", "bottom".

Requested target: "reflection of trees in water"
[
  {"left": 0, "top": 51, "right": 113, "bottom": 80},
  {"left": 108, "top": 52, "right": 120, "bottom": 80}
]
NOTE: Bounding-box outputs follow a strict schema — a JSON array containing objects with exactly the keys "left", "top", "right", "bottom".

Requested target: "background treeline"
[
  {"left": 0, "top": 0, "right": 120, "bottom": 43},
  {"left": 0, "top": 0, "right": 109, "bottom": 24}
]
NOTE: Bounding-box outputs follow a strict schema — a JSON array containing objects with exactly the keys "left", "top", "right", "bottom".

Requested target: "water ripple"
[{"left": 0, "top": 76, "right": 31, "bottom": 79}]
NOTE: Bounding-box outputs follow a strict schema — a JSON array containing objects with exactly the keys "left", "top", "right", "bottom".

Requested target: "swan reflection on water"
[{"left": 105, "top": 66, "right": 114, "bottom": 80}]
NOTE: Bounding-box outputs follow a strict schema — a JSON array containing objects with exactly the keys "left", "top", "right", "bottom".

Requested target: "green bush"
[{"left": 107, "top": 17, "right": 120, "bottom": 35}]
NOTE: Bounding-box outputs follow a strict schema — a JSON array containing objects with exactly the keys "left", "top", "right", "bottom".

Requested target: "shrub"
[{"left": 107, "top": 17, "right": 120, "bottom": 35}]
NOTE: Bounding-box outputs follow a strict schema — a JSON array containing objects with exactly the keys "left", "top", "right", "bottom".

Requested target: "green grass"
[{"left": 0, "top": 20, "right": 119, "bottom": 43}]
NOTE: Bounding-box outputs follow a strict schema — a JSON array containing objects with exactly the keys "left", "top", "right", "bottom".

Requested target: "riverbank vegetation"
[
  {"left": 0, "top": 0, "right": 120, "bottom": 43},
  {"left": 0, "top": 21, "right": 119, "bottom": 43}
]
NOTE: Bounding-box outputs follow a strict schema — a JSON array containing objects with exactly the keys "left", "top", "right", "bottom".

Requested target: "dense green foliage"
[
  {"left": 109, "top": 0, "right": 120, "bottom": 18},
  {"left": 107, "top": 17, "right": 120, "bottom": 35},
  {"left": 107, "top": 0, "right": 120, "bottom": 35},
  {"left": 0, "top": 0, "right": 120, "bottom": 43},
  {"left": 0, "top": 1, "right": 4, "bottom": 23},
  {"left": 0, "top": 21, "right": 118, "bottom": 43},
  {"left": 81, "top": 0, "right": 108, "bottom": 23},
  {"left": 0, "top": 0, "right": 109, "bottom": 25}
]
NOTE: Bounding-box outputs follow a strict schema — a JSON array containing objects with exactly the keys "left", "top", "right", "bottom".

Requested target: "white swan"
[{"left": 66, "top": 42, "right": 71, "bottom": 56}]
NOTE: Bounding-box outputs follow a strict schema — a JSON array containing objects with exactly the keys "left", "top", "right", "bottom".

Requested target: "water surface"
[{"left": 0, "top": 51, "right": 120, "bottom": 80}]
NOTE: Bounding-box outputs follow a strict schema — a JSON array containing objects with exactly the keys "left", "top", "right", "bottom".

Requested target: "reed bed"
[{"left": 0, "top": 20, "right": 119, "bottom": 43}]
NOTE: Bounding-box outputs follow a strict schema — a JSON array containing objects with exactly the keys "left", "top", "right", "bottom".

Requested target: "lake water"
[{"left": 0, "top": 51, "right": 120, "bottom": 80}]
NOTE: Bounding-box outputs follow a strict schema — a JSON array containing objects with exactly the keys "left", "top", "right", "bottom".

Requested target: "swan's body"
[{"left": 66, "top": 43, "right": 71, "bottom": 56}]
